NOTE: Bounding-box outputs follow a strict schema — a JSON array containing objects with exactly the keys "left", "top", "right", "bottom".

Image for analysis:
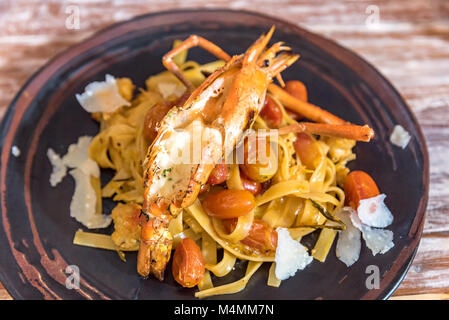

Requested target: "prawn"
[{"left": 137, "top": 27, "right": 374, "bottom": 280}]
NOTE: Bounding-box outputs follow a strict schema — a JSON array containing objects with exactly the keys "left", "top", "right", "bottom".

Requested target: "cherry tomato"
[
  {"left": 293, "top": 132, "right": 322, "bottom": 169},
  {"left": 240, "top": 138, "right": 278, "bottom": 182},
  {"left": 143, "top": 102, "right": 172, "bottom": 141},
  {"left": 260, "top": 96, "right": 282, "bottom": 128},
  {"left": 284, "top": 80, "right": 308, "bottom": 101},
  {"left": 207, "top": 163, "right": 230, "bottom": 185},
  {"left": 202, "top": 189, "right": 255, "bottom": 219},
  {"left": 222, "top": 218, "right": 277, "bottom": 252},
  {"left": 240, "top": 170, "right": 262, "bottom": 196},
  {"left": 143, "top": 93, "right": 190, "bottom": 142},
  {"left": 172, "top": 238, "right": 205, "bottom": 288},
  {"left": 344, "top": 170, "right": 380, "bottom": 209}
]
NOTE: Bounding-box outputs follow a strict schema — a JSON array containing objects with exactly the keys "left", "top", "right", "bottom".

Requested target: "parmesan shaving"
[
  {"left": 47, "top": 148, "right": 67, "bottom": 187},
  {"left": 390, "top": 125, "right": 411, "bottom": 149},
  {"left": 62, "top": 136, "right": 91, "bottom": 167},
  {"left": 69, "top": 168, "right": 111, "bottom": 229},
  {"left": 357, "top": 194, "right": 393, "bottom": 228},
  {"left": 335, "top": 207, "right": 361, "bottom": 267},
  {"left": 76, "top": 74, "right": 131, "bottom": 113},
  {"left": 62, "top": 136, "right": 100, "bottom": 178},
  {"left": 274, "top": 227, "right": 313, "bottom": 280},
  {"left": 48, "top": 136, "right": 109, "bottom": 229},
  {"left": 360, "top": 226, "right": 394, "bottom": 256},
  {"left": 350, "top": 210, "right": 394, "bottom": 256},
  {"left": 11, "top": 145, "right": 21, "bottom": 157}
]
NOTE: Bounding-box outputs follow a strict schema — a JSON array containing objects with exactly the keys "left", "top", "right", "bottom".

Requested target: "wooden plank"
[
  {"left": 392, "top": 233, "right": 449, "bottom": 296},
  {"left": 390, "top": 293, "right": 449, "bottom": 300},
  {"left": 0, "top": 283, "right": 12, "bottom": 300}
]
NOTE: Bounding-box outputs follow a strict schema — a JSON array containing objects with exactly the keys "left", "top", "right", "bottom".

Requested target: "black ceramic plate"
[{"left": 0, "top": 9, "right": 428, "bottom": 300}]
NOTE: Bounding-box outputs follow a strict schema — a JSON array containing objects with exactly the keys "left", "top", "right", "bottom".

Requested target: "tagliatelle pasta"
[
  {"left": 195, "top": 261, "right": 263, "bottom": 299},
  {"left": 186, "top": 200, "right": 275, "bottom": 263},
  {"left": 212, "top": 211, "right": 254, "bottom": 243},
  {"left": 71, "top": 40, "right": 358, "bottom": 299}
]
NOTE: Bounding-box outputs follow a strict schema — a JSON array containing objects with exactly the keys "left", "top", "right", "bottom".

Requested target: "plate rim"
[{"left": 0, "top": 8, "right": 429, "bottom": 300}]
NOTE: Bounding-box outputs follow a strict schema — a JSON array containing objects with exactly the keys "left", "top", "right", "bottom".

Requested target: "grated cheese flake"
[
  {"left": 76, "top": 74, "right": 131, "bottom": 113},
  {"left": 390, "top": 125, "right": 411, "bottom": 149},
  {"left": 47, "top": 148, "right": 67, "bottom": 187},
  {"left": 335, "top": 207, "right": 361, "bottom": 267},
  {"left": 357, "top": 194, "right": 393, "bottom": 228},
  {"left": 274, "top": 227, "right": 313, "bottom": 280},
  {"left": 11, "top": 145, "right": 21, "bottom": 157},
  {"left": 69, "top": 168, "right": 111, "bottom": 229},
  {"left": 48, "top": 136, "right": 109, "bottom": 229},
  {"left": 350, "top": 210, "right": 394, "bottom": 256}
]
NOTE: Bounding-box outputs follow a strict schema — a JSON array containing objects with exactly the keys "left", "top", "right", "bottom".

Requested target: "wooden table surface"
[{"left": 0, "top": 0, "right": 448, "bottom": 300}]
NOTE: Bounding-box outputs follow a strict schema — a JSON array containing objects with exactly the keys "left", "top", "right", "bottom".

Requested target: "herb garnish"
[
  {"left": 162, "top": 167, "right": 172, "bottom": 177},
  {"left": 310, "top": 199, "right": 346, "bottom": 230}
]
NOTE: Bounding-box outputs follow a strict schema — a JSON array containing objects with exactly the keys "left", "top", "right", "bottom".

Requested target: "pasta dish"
[{"left": 49, "top": 27, "right": 397, "bottom": 298}]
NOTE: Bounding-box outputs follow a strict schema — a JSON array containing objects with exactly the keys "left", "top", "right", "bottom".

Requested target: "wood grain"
[
  {"left": 0, "top": 283, "right": 12, "bottom": 300},
  {"left": 0, "top": 0, "right": 448, "bottom": 300}
]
